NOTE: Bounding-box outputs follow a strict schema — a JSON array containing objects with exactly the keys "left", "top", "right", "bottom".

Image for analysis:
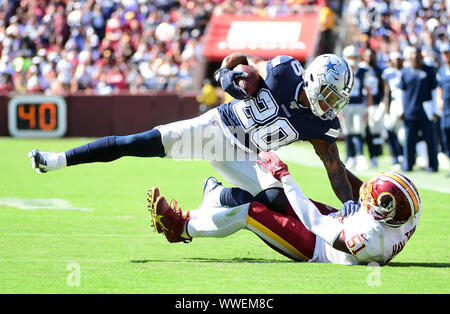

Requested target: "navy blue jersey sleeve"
[
  {"left": 321, "top": 118, "right": 341, "bottom": 143},
  {"left": 428, "top": 65, "right": 438, "bottom": 90}
]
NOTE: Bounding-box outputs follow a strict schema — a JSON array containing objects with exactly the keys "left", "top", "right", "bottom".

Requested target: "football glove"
[
  {"left": 339, "top": 200, "right": 360, "bottom": 217},
  {"left": 257, "top": 151, "right": 290, "bottom": 181},
  {"left": 214, "top": 68, "right": 248, "bottom": 100}
]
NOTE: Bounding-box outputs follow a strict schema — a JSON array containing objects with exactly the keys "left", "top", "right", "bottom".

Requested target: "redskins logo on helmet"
[{"left": 359, "top": 172, "right": 421, "bottom": 227}]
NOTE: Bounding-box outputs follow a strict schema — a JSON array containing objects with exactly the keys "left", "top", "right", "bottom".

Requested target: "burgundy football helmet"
[{"left": 359, "top": 172, "right": 421, "bottom": 227}]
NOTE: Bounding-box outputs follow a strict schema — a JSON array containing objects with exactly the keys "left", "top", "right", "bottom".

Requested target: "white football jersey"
[
  {"left": 310, "top": 208, "right": 421, "bottom": 265},
  {"left": 381, "top": 67, "right": 404, "bottom": 118},
  {"left": 382, "top": 67, "right": 403, "bottom": 105}
]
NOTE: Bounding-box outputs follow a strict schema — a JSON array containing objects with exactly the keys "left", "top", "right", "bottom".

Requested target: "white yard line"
[
  {"left": 1, "top": 233, "right": 146, "bottom": 237},
  {"left": 0, "top": 198, "right": 93, "bottom": 211}
]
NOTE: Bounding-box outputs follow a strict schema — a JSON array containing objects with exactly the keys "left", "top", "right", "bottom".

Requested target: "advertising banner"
[{"left": 202, "top": 12, "right": 320, "bottom": 61}]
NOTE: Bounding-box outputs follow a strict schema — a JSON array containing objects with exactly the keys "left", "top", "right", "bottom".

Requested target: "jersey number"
[
  {"left": 233, "top": 88, "right": 299, "bottom": 151},
  {"left": 346, "top": 233, "right": 367, "bottom": 256}
]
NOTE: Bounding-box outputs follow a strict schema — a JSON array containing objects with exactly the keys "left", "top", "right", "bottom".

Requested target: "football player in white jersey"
[
  {"left": 382, "top": 51, "right": 405, "bottom": 171},
  {"left": 150, "top": 152, "right": 420, "bottom": 265},
  {"left": 340, "top": 45, "right": 377, "bottom": 171}
]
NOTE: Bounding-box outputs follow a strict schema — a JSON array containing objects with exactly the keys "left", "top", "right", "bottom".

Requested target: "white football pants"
[
  {"left": 156, "top": 108, "right": 281, "bottom": 195},
  {"left": 367, "top": 102, "right": 386, "bottom": 134},
  {"left": 187, "top": 204, "right": 250, "bottom": 238},
  {"left": 340, "top": 104, "right": 367, "bottom": 136}
]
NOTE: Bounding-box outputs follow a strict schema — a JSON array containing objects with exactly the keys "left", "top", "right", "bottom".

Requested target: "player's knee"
[
  {"left": 219, "top": 187, "right": 253, "bottom": 207},
  {"left": 254, "top": 188, "right": 288, "bottom": 214}
]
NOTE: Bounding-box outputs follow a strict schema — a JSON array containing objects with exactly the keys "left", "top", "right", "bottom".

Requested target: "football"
[{"left": 233, "top": 64, "right": 260, "bottom": 97}]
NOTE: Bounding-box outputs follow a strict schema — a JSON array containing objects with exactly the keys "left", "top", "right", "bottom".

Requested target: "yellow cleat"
[{"left": 147, "top": 187, "right": 163, "bottom": 233}]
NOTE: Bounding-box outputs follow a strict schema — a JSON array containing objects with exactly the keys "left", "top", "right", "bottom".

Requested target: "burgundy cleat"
[{"left": 154, "top": 196, "right": 192, "bottom": 243}]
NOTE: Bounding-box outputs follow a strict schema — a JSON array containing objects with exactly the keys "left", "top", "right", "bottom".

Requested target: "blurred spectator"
[
  {"left": 382, "top": 51, "right": 404, "bottom": 171},
  {"left": 0, "top": 0, "right": 216, "bottom": 95},
  {"left": 398, "top": 46, "right": 439, "bottom": 172},
  {"left": 340, "top": 44, "right": 376, "bottom": 171},
  {"left": 363, "top": 47, "right": 384, "bottom": 168},
  {"left": 197, "top": 79, "right": 220, "bottom": 114},
  {"left": 0, "top": 73, "right": 13, "bottom": 93},
  {"left": 437, "top": 43, "right": 450, "bottom": 176},
  {"left": 0, "top": 0, "right": 334, "bottom": 95},
  {"left": 318, "top": 0, "right": 335, "bottom": 54}
]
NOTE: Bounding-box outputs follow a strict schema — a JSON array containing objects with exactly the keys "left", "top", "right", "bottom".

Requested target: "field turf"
[{"left": 0, "top": 137, "right": 449, "bottom": 294}]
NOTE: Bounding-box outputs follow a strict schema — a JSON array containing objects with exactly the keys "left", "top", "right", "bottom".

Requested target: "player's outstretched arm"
[
  {"left": 309, "top": 139, "right": 358, "bottom": 203},
  {"left": 257, "top": 151, "right": 350, "bottom": 254},
  {"left": 281, "top": 174, "right": 350, "bottom": 254}
]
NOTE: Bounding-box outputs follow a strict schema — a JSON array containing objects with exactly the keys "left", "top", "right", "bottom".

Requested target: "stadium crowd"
[
  {"left": 0, "top": 0, "right": 211, "bottom": 94},
  {"left": 0, "top": 0, "right": 332, "bottom": 95}
]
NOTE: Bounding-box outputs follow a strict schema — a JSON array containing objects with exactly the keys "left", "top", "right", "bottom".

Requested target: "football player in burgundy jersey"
[
  {"left": 150, "top": 152, "right": 421, "bottom": 265},
  {"left": 29, "top": 52, "right": 358, "bottom": 212}
]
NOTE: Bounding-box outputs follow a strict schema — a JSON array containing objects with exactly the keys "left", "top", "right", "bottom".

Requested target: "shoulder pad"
[{"left": 269, "top": 55, "right": 294, "bottom": 68}]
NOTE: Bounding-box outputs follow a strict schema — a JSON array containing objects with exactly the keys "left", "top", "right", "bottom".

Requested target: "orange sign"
[{"left": 8, "top": 95, "right": 67, "bottom": 137}]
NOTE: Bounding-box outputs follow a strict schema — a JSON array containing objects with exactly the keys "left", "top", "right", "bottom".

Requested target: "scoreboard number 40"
[{"left": 8, "top": 95, "right": 67, "bottom": 138}]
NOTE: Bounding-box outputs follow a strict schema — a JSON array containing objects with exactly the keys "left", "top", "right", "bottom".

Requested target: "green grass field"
[{"left": 0, "top": 137, "right": 449, "bottom": 294}]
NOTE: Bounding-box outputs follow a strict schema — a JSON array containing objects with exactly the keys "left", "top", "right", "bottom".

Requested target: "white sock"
[
  {"left": 58, "top": 152, "right": 67, "bottom": 168},
  {"left": 199, "top": 184, "right": 224, "bottom": 209},
  {"left": 51, "top": 152, "right": 67, "bottom": 169},
  {"left": 40, "top": 151, "right": 67, "bottom": 170},
  {"left": 187, "top": 204, "right": 249, "bottom": 238}
]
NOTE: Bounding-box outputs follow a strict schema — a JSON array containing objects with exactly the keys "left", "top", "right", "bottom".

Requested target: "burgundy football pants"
[{"left": 246, "top": 200, "right": 338, "bottom": 261}]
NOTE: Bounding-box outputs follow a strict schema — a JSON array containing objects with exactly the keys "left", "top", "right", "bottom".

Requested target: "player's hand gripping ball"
[{"left": 233, "top": 64, "right": 260, "bottom": 97}]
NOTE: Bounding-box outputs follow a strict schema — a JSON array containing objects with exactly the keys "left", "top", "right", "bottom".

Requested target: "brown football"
[{"left": 233, "top": 64, "right": 260, "bottom": 97}]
